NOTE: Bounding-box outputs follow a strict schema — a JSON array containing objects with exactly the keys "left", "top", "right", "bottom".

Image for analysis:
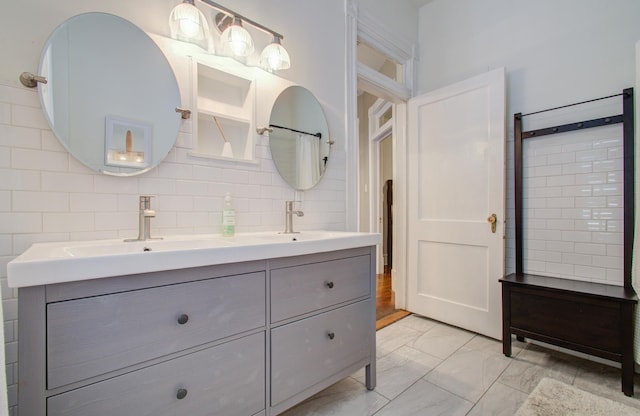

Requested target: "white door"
[{"left": 407, "top": 68, "right": 505, "bottom": 339}]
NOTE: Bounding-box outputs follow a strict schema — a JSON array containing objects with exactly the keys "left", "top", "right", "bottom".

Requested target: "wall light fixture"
[{"left": 169, "top": 0, "right": 290, "bottom": 71}]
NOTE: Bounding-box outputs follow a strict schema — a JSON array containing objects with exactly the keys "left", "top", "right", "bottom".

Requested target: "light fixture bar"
[{"left": 198, "top": 0, "right": 283, "bottom": 40}]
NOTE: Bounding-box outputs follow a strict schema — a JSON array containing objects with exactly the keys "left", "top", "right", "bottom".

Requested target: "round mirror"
[
  {"left": 38, "top": 13, "right": 181, "bottom": 176},
  {"left": 269, "top": 86, "right": 331, "bottom": 190}
]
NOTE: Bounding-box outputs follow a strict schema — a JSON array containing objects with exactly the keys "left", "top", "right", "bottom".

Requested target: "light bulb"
[
  {"left": 221, "top": 16, "right": 254, "bottom": 57},
  {"left": 260, "top": 36, "right": 290, "bottom": 71},
  {"left": 169, "top": 0, "right": 213, "bottom": 52}
]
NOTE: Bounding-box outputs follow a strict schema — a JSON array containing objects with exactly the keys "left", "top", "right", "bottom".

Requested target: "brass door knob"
[{"left": 487, "top": 214, "right": 497, "bottom": 233}]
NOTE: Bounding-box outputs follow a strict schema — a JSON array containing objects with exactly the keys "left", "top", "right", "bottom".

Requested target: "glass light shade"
[
  {"left": 169, "top": 0, "right": 213, "bottom": 52},
  {"left": 260, "top": 37, "right": 291, "bottom": 71},
  {"left": 221, "top": 17, "right": 254, "bottom": 57}
]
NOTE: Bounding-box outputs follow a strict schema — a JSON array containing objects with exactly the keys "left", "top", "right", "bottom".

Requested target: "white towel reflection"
[{"left": 296, "top": 133, "right": 321, "bottom": 189}]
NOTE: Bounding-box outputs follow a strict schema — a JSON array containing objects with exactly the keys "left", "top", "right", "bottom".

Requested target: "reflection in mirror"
[
  {"left": 38, "top": 13, "right": 181, "bottom": 176},
  {"left": 269, "top": 86, "right": 331, "bottom": 190}
]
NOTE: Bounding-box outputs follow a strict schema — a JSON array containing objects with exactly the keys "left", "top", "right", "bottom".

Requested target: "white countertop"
[{"left": 7, "top": 231, "right": 381, "bottom": 288}]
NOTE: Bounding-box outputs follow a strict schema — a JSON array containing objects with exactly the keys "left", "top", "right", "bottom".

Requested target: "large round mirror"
[
  {"left": 269, "top": 86, "right": 331, "bottom": 190},
  {"left": 38, "top": 13, "right": 181, "bottom": 176}
]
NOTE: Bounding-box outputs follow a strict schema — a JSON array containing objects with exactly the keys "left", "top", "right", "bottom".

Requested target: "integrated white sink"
[{"left": 7, "top": 231, "right": 380, "bottom": 288}]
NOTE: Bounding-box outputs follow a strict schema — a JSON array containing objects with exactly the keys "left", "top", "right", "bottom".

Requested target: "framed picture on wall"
[{"left": 105, "top": 116, "right": 152, "bottom": 168}]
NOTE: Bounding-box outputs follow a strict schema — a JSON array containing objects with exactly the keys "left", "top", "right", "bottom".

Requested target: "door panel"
[{"left": 407, "top": 68, "right": 505, "bottom": 339}]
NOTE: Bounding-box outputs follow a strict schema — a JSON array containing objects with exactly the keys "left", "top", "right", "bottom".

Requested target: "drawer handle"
[
  {"left": 177, "top": 314, "right": 189, "bottom": 325},
  {"left": 327, "top": 332, "right": 335, "bottom": 340},
  {"left": 176, "top": 388, "right": 188, "bottom": 400},
  {"left": 326, "top": 281, "right": 334, "bottom": 289}
]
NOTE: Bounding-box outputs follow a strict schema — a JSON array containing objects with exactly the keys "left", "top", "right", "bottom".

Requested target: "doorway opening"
[{"left": 347, "top": 5, "right": 415, "bottom": 328}]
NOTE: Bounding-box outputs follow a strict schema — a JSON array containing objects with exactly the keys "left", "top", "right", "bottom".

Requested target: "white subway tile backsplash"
[
  {"left": 574, "top": 265, "right": 606, "bottom": 280},
  {"left": 546, "top": 197, "right": 574, "bottom": 208},
  {"left": 12, "top": 233, "right": 69, "bottom": 254},
  {"left": 41, "top": 130, "right": 66, "bottom": 152},
  {"left": 592, "top": 232, "right": 623, "bottom": 244},
  {"left": 607, "top": 244, "right": 623, "bottom": 257},
  {"left": 546, "top": 219, "right": 574, "bottom": 230},
  {"left": 562, "top": 162, "right": 592, "bottom": 175},
  {"left": 574, "top": 219, "right": 606, "bottom": 232},
  {"left": 574, "top": 243, "right": 606, "bottom": 256},
  {"left": 592, "top": 184, "right": 622, "bottom": 196},
  {"left": 574, "top": 173, "right": 606, "bottom": 185},
  {"left": 43, "top": 213, "right": 94, "bottom": 232},
  {"left": 533, "top": 208, "right": 562, "bottom": 219},
  {"left": 0, "top": 125, "right": 41, "bottom": 149},
  {"left": 591, "top": 208, "right": 622, "bottom": 220},
  {"left": 0, "top": 191, "right": 9, "bottom": 212},
  {"left": 606, "top": 220, "right": 623, "bottom": 233},
  {"left": 562, "top": 141, "right": 593, "bottom": 153},
  {"left": 522, "top": 198, "right": 546, "bottom": 209},
  {"left": 0, "top": 168, "right": 40, "bottom": 191},
  {"left": 70, "top": 193, "right": 118, "bottom": 212},
  {"left": 546, "top": 262, "right": 574, "bottom": 276},
  {"left": 561, "top": 208, "right": 591, "bottom": 219},
  {"left": 138, "top": 178, "right": 177, "bottom": 195},
  {"left": 0, "top": 147, "right": 9, "bottom": 168},
  {"left": 523, "top": 176, "right": 547, "bottom": 188},
  {"left": 534, "top": 165, "right": 563, "bottom": 176},
  {"left": 593, "top": 137, "right": 622, "bottom": 148},
  {"left": 11, "top": 105, "right": 49, "bottom": 130},
  {"left": 607, "top": 171, "right": 623, "bottom": 184},
  {"left": 606, "top": 268, "right": 624, "bottom": 283},
  {"left": 606, "top": 196, "right": 623, "bottom": 208},
  {"left": 607, "top": 146, "right": 623, "bottom": 159},
  {"left": 13, "top": 191, "right": 68, "bottom": 212},
  {"left": 561, "top": 230, "right": 592, "bottom": 242},
  {"left": 592, "top": 255, "right": 622, "bottom": 269},
  {"left": 11, "top": 148, "right": 68, "bottom": 171},
  {"left": 561, "top": 185, "right": 592, "bottom": 197},
  {"left": 0, "top": 213, "right": 42, "bottom": 233},
  {"left": 562, "top": 252, "right": 593, "bottom": 266},
  {"left": 42, "top": 172, "right": 93, "bottom": 193},
  {"left": 94, "top": 175, "right": 139, "bottom": 194},
  {"left": 592, "top": 159, "right": 619, "bottom": 172},
  {"left": 575, "top": 148, "right": 607, "bottom": 162},
  {"left": 546, "top": 175, "right": 575, "bottom": 187},
  {"left": 532, "top": 187, "right": 562, "bottom": 198},
  {"left": 0, "top": 103, "right": 10, "bottom": 124},
  {"left": 574, "top": 197, "right": 607, "bottom": 208},
  {"left": 546, "top": 240, "right": 574, "bottom": 252},
  {"left": 0, "top": 235, "right": 11, "bottom": 256},
  {"left": 546, "top": 152, "right": 576, "bottom": 165}
]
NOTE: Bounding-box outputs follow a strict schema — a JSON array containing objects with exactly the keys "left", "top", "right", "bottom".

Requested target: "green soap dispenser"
[{"left": 222, "top": 192, "right": 235, "bottom": 237}]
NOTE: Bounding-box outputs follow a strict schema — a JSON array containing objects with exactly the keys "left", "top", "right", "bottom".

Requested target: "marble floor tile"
[
  {"left": 353, "top": 345, "right": 442, "bottom": 400},
  {"left": 376, "top": 322, "right": 422, "bottom": 358},
  {"left": 425, "top": 346, "right": 511, "bottom": 402},
  {"left": 573, "top": 360, "right": 640, "bottom": 409},
  {"left": 497, "top": 357, "right": 576, "bottom": 394},
  {"left": 395, "top": 314, "right": 438, "bottom": 333},
  {"left": 466, "top": 381, "right": 528, "bottom": 416},
  {"left": 465, "top": 334, "right": 526, "bottom": 357},
  {"left": 374, "top": 379, "right": 473, "bottom": 416},
  {"left": 278, "top": 377, "right": 388, "bottom": 416},
  {"left": 409, "top": 322, "right": 475, "bottom": 360}
]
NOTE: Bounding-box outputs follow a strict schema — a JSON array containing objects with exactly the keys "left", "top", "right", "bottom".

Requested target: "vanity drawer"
[
  {"left": 47, "top": 332, "right": 265, "bottom": 416},
  {"left": 271, "top": 300, "right": 371, "bottom": 406},
  {"left": 270, "top": 255, "right": 370, "bottom": 322},
  {"left": 47, "top": 272, "right": 265, "bottom": 389}
]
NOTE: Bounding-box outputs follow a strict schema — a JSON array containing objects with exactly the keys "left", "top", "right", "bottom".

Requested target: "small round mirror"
[
  {"left": 38, "top": 13, "right": 181, "bottom": 176},
  {"left": 269, "top": 86, "right": 331, "bottom": 190}
]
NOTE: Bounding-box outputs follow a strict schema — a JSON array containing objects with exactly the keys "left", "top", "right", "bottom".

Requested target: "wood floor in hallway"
[{"left": 376, "top": 267, "right": 410, "bottom": 330}]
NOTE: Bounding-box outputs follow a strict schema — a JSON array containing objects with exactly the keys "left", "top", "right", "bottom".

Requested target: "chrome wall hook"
[
  {"left": 175, "top": 107, "right": 191, "bottom": 119},
  {"left": 256, "top": 126, "right": 273, "bottom": 135},
  {"left": 20, "top": 72, "right": 47, "bottom": 88}
]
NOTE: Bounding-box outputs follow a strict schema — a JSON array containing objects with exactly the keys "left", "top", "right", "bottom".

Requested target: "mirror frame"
[
  {"left": 38, "top": 12, "right": 182, "bottom": 176},
  {"left": 269, "top": 86, "right": 331, "bottom": 190}
]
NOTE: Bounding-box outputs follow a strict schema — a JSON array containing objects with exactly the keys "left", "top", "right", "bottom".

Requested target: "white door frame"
[
  {"left": 346, "top": 1, "right": 415, "bottom": 308},
  {"left": 368, "top": 98, "right": 393, "bottom": 274}
]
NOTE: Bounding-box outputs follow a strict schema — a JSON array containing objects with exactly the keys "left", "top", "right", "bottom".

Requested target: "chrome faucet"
[
  {"left": 126, "top": 196, "right": 161, "bottom": 241},
  {"left": 283, "top": 200, "right": 304, "bottom": 234}
]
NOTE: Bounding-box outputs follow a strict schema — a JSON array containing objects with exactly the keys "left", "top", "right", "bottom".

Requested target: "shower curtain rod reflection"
[{"left": 269, "top": 124, "right": 322, "bottom": 139}]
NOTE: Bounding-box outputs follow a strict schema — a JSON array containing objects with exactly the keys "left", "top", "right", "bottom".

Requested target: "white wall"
[
  {"left": 356, "top": 0, "right": 420, "bottom": 49},
  {"left": 0, "top": 1, "right": 348, "bottom": 413},
  {"left": 418, "top": 0, "right": 640, "bottom": 274}
]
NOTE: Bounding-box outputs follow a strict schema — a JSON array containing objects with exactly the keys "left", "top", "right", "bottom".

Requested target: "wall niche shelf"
[{"left": 189, "top": 58, "right": 256, "bottom": 162}]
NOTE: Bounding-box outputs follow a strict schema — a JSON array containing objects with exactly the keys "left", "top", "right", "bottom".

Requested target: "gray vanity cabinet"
[{"left": 17, "top": 247, "right": 376, "bottom": 416}]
